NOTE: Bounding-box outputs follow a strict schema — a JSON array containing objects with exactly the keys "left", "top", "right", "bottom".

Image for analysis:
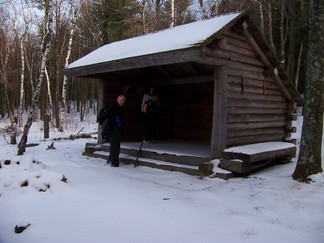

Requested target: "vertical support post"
[
  {"left": 210, "top": 66, "right": 228, "bottom": 158},
  {"left": 97, "top": 80, "right": 104, "bottom": 144}
]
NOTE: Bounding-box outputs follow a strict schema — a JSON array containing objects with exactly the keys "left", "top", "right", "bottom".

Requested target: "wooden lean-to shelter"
[{"left": 64, "top": 12, "right": 303, "bottom": 177}]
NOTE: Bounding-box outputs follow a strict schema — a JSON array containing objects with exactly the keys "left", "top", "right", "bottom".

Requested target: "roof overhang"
[
  {"left": 63, "top": 12, "right": 303, "bottom": 106},
  {"left": 64, "top": 47, "right": 203, "bottom": 78}
]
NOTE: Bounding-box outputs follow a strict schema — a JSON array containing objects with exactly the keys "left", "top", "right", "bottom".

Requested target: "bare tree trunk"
[
  {"left": 10, "top": 116, "right": 18, "bottom": 144},
  {"left": 293, "top": 0, "right": 323, "bottom": 181},
  {"left": 44, "top": 113, "right": 50, "bottom": 139},
  {"left": 279, "top": 0, "right": 286, "bottom": 64},
  {"left": 80, "top": 100, "right": 86, "bottom": 122},
  {"left": 18, "top": 35, "right": 26, "bottom": 127},
  {"left": 59, "top": 3, "right": 77, "bottom": 132},
  {"left": 141, "top": 0, "right": 148, "bottom": 34},
  {"left": 170, "top": 0, "right": 175, "bottom": 27},
  {"left": 18, "top": 0, "right": 54, "bottom": 155},
  {"left": 155, "top": 0, "right": 162, "bottom": 29},
  {"left": 25, "top": 52, "right": 35, "bottom": 96},
  {"left": 257, "top": 0, "right": 265, "bottom": 36},
  {"left": 287, "top": 0, "right": 297, "bottom": 78},
  {"left": 9, "top": 0, "right": 28, "bottom": 128},
  {"left": 267, "top": 1, "right": 276, "bottom": 54},
  {"left": 4, "top": 84, "right": 13, "bottom": 123},
  {"left": 44, "top": 66, "right": 53, "bottom": 108},
  {"left": 0, "top": 37, "right": 13, "bottom": 123}
]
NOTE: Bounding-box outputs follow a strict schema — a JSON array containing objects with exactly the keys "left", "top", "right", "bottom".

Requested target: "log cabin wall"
[{"left": 210, "top": 29, "right": 294, "bottom": 147}]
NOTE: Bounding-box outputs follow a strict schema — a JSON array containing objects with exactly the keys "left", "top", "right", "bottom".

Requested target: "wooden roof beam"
[
  {"left": 186, "top": 62, "right": 201, "bottom": 75},
  {"left": 154, "top": 73, "right": 214, "bottom": 86},
  {"left": 241, "top": 21, "right": 294, "bottom": 103},
  {"left": 156, "top": 65, "right": 173, "bottom": 78}
]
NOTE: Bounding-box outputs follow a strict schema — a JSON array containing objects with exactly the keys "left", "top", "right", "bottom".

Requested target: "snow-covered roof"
[{"left": 67, "top": 12, "right": 242, "bottom": 69}]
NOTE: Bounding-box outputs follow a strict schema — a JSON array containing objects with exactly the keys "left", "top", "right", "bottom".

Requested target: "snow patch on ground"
[{"left": 0, "top": 111, "right": 323, "bottom": 243}]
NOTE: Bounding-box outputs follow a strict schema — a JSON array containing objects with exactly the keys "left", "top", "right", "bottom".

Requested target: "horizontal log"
[
  {"left": 195, "top": 56, "right": 229, "bottom": 66},
  {"left": 226, "top": 133, "right": 287, "bottom": 147},
  {"left": 201, "top": 48, "right": 264, "bottom": 71},
  {"left": 227, "top": 120, "right": 288, "bottom": 129},
  {"left": 227, "top": 127, "right": 286, "bottom": 138},
  {"left": 227, "top": 98, "right": 288, "bottom": 109},
  {"left": 227, "top": 106, "right": 287, "bottom": 115},
  {"left": 228, "top": 52, "right": 264, "bottom": 67},
  {"left": 228, "top": 75, "right": 279, "bottom": 90},
  {"left": 228, "top": 90, "right": 285, "bottom": 102},
  {"left": 227, "top": 68, "right": 266, "bottom": 80},
  {"left": 227, "top": 114, "right": 285, "bottom": 123},
  {"left": 228, "top": 83, "right": 282, "bottom": 96},
  {"left": 222, "top": 29, "right": 246, "bottom": 42},
  {"left": 219, "top": 159, "right": 252, "bottom": 174},
  {"left": 228, "top": 60, "right": 264, "bottom": 73},
  {"left": 218, "top": 39, "right": 257, "bottom": 58},
  {"left": 221, "top": 35, "right": 252, "bottom": 50},
  {"left": 240, "top": 23, "right": 294, "bottom": 103}
]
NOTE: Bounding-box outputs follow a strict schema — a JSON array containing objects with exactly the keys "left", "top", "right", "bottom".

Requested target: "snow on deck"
[
  {"left": 223, "top": 142, "right": 296, "bottom": 155},
  {"left": 67, "top": 12, "right": 241, "bottom": 69},
  {"left": 120, "top": 141, "right": 210, "bottom": 158}
]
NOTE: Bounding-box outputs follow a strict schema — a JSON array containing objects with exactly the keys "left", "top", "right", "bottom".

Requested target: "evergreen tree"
[{"left": 91, "top": 0, "right": 141, "bottom": 44}]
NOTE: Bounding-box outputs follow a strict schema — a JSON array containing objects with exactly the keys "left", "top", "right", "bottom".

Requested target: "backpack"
[
  {"left": 98, "top": 106, "right": 108, "bottom": 125},
  {"left": 144, "top": 99, "right": 158, "bottom": 113}
]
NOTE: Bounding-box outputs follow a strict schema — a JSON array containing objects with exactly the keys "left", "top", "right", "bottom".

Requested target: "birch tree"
[
  {"left": 58, "top": 2, "right": 78, "bottom": 132},
  {"left": 18, "top": 0, "right": 54, "bottom": 155},
  {"left": 292, "top": 0, "right": 323, "bottom": 181},
  {"left": 170, "top": 0, "right": 174, "bottom": 27}
]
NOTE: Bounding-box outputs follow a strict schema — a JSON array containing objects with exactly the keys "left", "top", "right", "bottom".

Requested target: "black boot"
[{"left": 106, "top": 156, "right": 111, "bottom": 165}]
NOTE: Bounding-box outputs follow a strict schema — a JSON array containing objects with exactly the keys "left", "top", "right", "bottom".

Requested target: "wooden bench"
[{"left": 219, "top": 142, "right": 296, "bottom": 174}]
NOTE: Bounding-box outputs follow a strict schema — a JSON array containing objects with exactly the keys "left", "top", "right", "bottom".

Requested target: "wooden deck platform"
[
  {"left": 83, "top": 141, "right": 296, "bottom": 178},
  {"left": 83, "top": 141, "right": 214, "bottom": 177}
]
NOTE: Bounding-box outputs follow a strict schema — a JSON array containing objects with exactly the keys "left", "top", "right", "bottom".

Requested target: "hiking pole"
[{"left": 134, "top": 140, "right": 144, "bottom": 168}]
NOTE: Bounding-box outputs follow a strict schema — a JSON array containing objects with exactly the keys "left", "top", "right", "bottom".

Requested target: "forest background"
[
  {"left": 0, "top": 0, "right": 309, "bottom": 128},
  {"left": 0, "top": 0, "right": 322, "bottom": 179}
]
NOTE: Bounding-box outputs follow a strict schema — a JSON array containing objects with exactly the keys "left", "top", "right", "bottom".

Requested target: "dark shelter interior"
[{"left": 99, "top": 62, "right": 215, "bottom": 144}]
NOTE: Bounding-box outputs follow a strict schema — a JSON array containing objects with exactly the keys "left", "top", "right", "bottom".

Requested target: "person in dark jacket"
[
  {"left": 141, "top": 87, "right": 160, "bottom": 143},
  {"left": 101, "top": 94, "right": 126, "bottom": 167}
]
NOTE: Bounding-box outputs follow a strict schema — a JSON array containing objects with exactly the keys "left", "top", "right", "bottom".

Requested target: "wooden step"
[
  {"left": 219, "top": 142, "right": 296, "bottom": 174},
  {"left": 84, "top": 143, "right": 101, "bottom": 155},
  {"left": 222, "top": 142, "right": 296, "bottom": 164},
  {"left": 219, "top": 158, "right": 280, "bottom": 175},
  {"left": 92, "top": 150, "right": 208, "bottom": 177},
  {"left": 101, "top": 143, "right": 209, "bottom": 166}
]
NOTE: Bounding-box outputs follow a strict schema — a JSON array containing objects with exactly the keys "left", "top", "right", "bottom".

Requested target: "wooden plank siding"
[{"left": 208, "top": 29, "right": 295, "bottom": 147}]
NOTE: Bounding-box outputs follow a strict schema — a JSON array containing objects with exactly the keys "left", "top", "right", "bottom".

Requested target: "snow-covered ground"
[{"left": 0, "top": 110, "right": 323, "bottom": 243}]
